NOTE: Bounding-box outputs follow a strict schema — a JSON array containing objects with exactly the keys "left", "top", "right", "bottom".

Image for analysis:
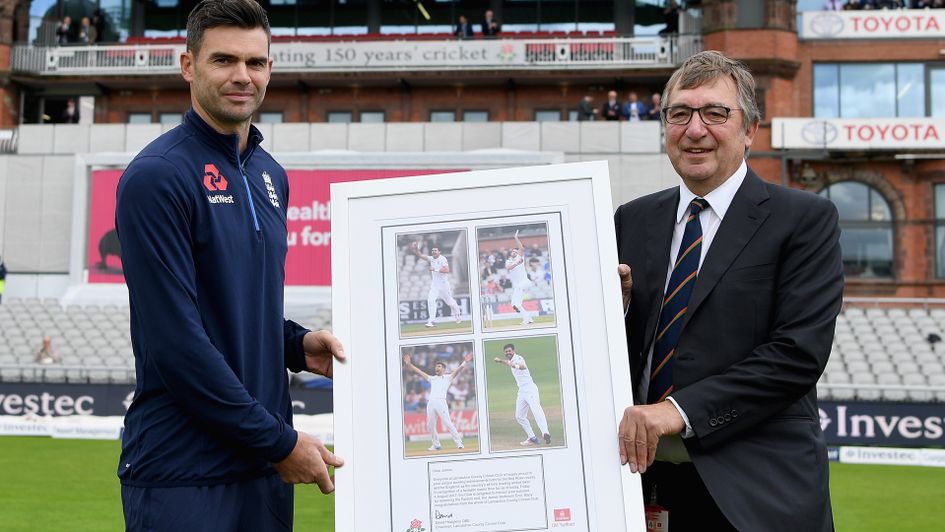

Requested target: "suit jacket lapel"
[
  {"left": 643, "top": 187, "right": 678, "bottom": 352},
  {"left": 683, "top": 170, "right": 771, "bottom": 327}
]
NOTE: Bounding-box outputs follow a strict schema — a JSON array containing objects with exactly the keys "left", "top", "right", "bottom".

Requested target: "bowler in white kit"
[
  {"left": 403, "top": 352, "right": 473, "bottom": 451},
  {"left": 506, "top": 230, "right": 534, "bottom": 325},
  {"left": 494, "top": 343, "right": 551, "bottom": 446},
  {"left": 411, "top": 241, "right": 463, "bottom": 328}
]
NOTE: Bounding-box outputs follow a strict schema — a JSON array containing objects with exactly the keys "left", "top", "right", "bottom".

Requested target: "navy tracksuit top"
[{"left": 116, "top": 110, "right": 309, "bottom": 487}]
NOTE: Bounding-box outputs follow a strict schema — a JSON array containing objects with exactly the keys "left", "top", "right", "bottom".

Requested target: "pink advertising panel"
[{"left": 87, "top": 168, "right": 454, "bottom": 285}]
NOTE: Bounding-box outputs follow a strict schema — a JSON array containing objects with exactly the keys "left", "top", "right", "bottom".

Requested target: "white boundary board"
[{"left": 331, "top": 161, "right": 643, "bottom": 532}]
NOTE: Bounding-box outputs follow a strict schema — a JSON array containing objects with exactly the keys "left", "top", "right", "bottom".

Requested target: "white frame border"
[{"left": 332, "top": 161, "right": 643, "bottom": 532}]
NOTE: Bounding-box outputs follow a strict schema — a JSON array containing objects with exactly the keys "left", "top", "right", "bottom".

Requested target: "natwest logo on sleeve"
[{"left": 203, "top": 163, "right": 228, "bottom": 192}]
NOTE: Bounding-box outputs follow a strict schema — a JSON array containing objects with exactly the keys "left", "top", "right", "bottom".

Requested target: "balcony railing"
[{"left": 11, "top": 35, "right": 702, "bottom": 76}]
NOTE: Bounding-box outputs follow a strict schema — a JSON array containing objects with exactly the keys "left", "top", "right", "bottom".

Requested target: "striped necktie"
[{"left": 648, "top": 197, "right": 709, "bottom": 404}]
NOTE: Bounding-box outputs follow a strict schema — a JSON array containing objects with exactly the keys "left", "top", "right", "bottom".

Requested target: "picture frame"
[{"left": 331, "top": 161, "right": 644, "bottom": 532}]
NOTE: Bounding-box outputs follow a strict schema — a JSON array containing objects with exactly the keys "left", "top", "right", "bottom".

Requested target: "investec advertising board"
[
  {"left": 819, "top": 401, "right": 945, "bottom": 447},
  {"left": 801, "top": 9, "right": 945, "bottom": 39},
  {"left": 771, "top": 117, "right": 945, "bottom": 151},
  {"left": 87, "top": 169, "right": 453, "bottom": 285},
  {"left": 0, "top": 383, "right": 332, "bottom": 418}
]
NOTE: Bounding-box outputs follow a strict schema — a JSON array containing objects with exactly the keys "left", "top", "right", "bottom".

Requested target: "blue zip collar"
[{"left": 183, "top": 109, "right": 265, "bottom": 167}]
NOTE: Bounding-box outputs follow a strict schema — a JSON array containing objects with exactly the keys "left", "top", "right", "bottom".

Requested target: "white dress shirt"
[{"left": 653, "top": 161, "right": 748, "bottom": 461}]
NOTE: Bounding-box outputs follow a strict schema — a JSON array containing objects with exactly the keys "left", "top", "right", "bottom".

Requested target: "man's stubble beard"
[{"left": 194, "top": 70, "right": 265, "bottom": 127}]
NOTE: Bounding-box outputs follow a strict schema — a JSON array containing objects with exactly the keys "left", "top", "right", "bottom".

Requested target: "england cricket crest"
[{"left": 261, "top": 171, "right": 281, "bottom": 208}]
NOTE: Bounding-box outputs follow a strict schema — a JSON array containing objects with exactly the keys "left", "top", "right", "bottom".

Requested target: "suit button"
[
  {"left": 731, "top": 410, "right": 739, "bottom": 418},
  {"left": 723, "top": 414, "right": 732, "bottom": 422},
  {"left": 709, "top": 418, "right": 718, "bottom": 427},
  {"left": 717, "top": 416, "right": 725, "bottom": 424}
]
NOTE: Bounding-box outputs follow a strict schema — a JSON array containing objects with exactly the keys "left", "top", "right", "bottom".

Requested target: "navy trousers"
[{"left": 121, "top": 473, "right": 293, "bottom": 532}]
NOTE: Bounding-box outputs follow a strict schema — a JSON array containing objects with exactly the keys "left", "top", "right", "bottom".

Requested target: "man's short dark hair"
[
  {"left": 186, "top": 0, "right": 271, "bottom": 57},
  {"left": 503, "top": 344, "right": 515, "bottom": 351}
]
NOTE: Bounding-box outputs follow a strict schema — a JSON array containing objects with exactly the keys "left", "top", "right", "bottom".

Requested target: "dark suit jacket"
[
  {"left": 615, "top": 169, "right": 842, "bottom": 532},
  {"left": 602, "top": 101, "right": 621, "bottom": 121}
]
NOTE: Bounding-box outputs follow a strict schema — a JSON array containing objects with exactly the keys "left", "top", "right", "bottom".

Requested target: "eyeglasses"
[{"left": 661, "top": 105, "right": 741, "bottom": 126}]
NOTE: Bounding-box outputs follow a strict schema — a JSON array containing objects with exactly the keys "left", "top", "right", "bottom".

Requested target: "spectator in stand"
[
  {"left": 60, "top": 99, "right": 80, "bottom": 124},
  {"left": 404, "top": 389, "right": 421, "bottom": 412},
  {"left": 454, "top": 15, "right": 473, "bottom": 39},
  {"left": 658, "top": 1, "right": 680, "bottom": 35},
  {"left": 482, "top": 253, "right": 497, "bottom": 277},
  {"left": 92, "top": 9, "right": 107, "bottom": 42},
  {"left": 622, "top": 91, "right": 646, "bottom": 122},
  {"left": 0, "top": 255, "right": 6, "bottom": 303},
  {"left": 494, "top": 248, "right": 507, "bottom": 270},
  {"left": 498, "top": 274, "right": 513, "bottom": 291},
  {"left": 823, "top": 0, "right": 843, "bottom": 9},
  {"left": 35, "top": 336, "right": 59, "bottom": 364},
  {"left": 645, "top": 92, "right": 662, "bottom": 121},
  {"left": 78, "top": 16, "right": 97, "bottom": 44},
  {"left": 602, "top": 90, "right": 622, "bottom": 121},
  {"left": 485, "top": 277, "right": 501, "bottom": 294},
  {"left": 843, "top": 0, "right": 860, "bottom": 8},
  {"left": 577, "top": 95, "right": 597, "bottom": 121},
  {"left": 482, "top": 9, "right": 500, "bottom": 37},
  {"left": 56, "top": 16, "right": 72, "bottom": 45}
]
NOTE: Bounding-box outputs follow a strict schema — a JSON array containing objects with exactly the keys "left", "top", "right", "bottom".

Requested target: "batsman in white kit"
[
  {"left": 506, "top": 230, "right": 534, "bottom": 325},
  {"left": 403, "top": 352, "right": 473, "bottom": 451},
  {"left": 411, "top": 242, "right": 463, "bottom": 328},
  {"left": 494, "top": 343, "right": 551, "bottom": 446}
]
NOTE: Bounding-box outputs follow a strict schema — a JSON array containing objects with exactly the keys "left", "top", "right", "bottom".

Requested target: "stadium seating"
[
  {"left": 1, "top": 297, "right": 943, "bottom": 402},
  {"left": 0, "top": 298, "right": 333, "bottom": 385},
  {"left": 819, "top": 304, "right": 945, "bottom": 402}
]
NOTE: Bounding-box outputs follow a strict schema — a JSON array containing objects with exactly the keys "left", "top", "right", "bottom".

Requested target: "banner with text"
[
  {"left": 0, "top": 383, "right": 332, "bottom": 417},
  {"left": 87, "top": 168, "right": 452, "bottom": 285},
  {"left": 801, "top": 9, "right": 945, "bottom": 39},
  {"left": 272, "top": 40, "right": 526, "bottom": 71},
  {"left": 771, "top": 117, "right": 945, "bottom": 151},
  {"left": 404, "top": 409, "right": 479, "bottom": 439},
  {"left": 819, "top": 401, "right": 945, "bottom": 447}
]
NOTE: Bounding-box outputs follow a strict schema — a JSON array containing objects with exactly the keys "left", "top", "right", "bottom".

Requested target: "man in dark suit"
[
  {"left": 602, "top": 90, "right": 622, "bottom": 121},
  {"left": 482, "top": 9, "right": 500, "bottom": 37},
  {"left": 454, "top": 15, "right": 473, "bottom": 39},
  {"left": 615, "top": 51, "right": 842, "bottom": 531}
]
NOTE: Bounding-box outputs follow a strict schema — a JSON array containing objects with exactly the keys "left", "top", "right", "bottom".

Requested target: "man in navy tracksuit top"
[{"left": 115, "top": 1, "right": 345, "bottom": 530}]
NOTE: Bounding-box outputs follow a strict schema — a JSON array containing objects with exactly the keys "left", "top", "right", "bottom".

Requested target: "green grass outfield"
[
  {"left": 0, "top": 437, "right": 333, "bottom": 532},
  {"left": 404, "top": 436, "right": 480, "bottom": 458},
  {"left": 483, "top": 335, "right": 565, "bottom": 451},
  {"left": 482, "top": 314, "right": 557, "bottom": 332},
  {"left": 400, "top": 318, "right": 472, "bottom": 337},
  {"left": 1, "top": 436, "right": 945, "bottom": 530}
]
